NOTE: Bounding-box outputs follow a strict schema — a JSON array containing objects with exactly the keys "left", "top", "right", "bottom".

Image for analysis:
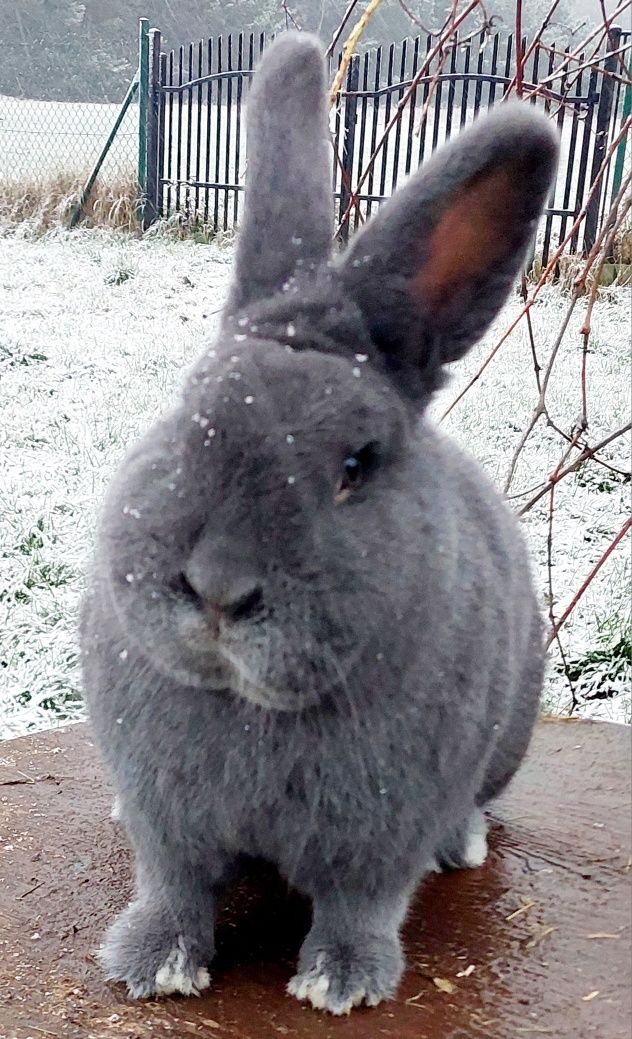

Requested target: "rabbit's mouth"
[
  {"left": 216, "top": 643, "right": 310, "bottom": 710},
  {"left": 176, "top": 606, "right": 321, "bottom": 709},
  {"left": 174, "top": 582, "right": 365, "bottom": 710}
]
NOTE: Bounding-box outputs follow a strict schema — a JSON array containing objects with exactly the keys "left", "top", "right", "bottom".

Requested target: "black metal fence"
[{"left": 142, "top": 27, "right": 630, "bottom": 262}]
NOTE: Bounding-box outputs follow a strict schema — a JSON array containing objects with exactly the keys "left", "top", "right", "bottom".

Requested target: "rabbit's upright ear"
[
  {"left": 339, "top": 104, "right": 558, "bottom": 375},
  {"left": 226, "top": 33, "right": 332, "bottom": 314}
]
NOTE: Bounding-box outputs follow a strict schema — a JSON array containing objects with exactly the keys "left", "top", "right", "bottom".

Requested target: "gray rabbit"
[{"left": 80, "top": 33, "right": 558, "bottom": 1015}]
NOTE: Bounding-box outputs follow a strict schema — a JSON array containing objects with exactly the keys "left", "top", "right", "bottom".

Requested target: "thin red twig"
[
  {"left": 545, "top": 518, "right": 632, "bottom": 650},
  {"left": 518, "top": 423, "right": 632, "bottom": 516}
]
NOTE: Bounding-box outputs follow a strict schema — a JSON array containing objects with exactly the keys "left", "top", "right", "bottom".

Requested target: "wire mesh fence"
[{"left": 0, "top": 95, "right": 138, "bottom": 185}]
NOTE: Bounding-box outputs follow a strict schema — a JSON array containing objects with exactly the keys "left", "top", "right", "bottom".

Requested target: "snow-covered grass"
[{"left": 0, "top": 231, "right": 629, "bottom": 739}]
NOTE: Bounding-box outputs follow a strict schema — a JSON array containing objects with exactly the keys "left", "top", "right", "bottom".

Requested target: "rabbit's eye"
[
  {"left": 334, "top": 442, "right": 380, "bottom": 504},
  {"left": 344, "top": 455, "right": 362, "bottom": 486}
]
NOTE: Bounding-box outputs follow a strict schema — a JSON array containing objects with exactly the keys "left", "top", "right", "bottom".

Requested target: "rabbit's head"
[{"left": 100, "top": 34, "right": 558, "bottom": 710}]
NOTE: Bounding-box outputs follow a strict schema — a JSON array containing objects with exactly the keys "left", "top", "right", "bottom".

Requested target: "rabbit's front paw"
[
  {"left": 99, "top": 902, "right": 212, "bottom": 999},
  {"left": 435, "top": 808, "right": 489, "bottom": 871},
  {"left": 288, "top": 935, "right": 403, "bottom": 1015}
]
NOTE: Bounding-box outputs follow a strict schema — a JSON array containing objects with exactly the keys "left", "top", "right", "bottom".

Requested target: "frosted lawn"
[{"left": 0, "top": 231, "right": 629, "bottom": 738}]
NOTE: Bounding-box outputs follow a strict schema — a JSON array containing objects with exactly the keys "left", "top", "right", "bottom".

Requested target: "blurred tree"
[{"left": 0, "top": 1, "right": 601, "bottom": 102}]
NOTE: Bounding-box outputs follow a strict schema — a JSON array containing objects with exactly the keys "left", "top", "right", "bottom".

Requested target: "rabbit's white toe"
[
  {"left": 462, "top": 819, "right": 489, "bottom": 868},
  {"left": 154, "top": 938, "right": 211, "bottom": 996}
]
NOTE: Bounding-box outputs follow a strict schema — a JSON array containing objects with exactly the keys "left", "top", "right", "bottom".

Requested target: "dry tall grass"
[{"left": 0, "top": 172, "right": 141, "bottom": 234}]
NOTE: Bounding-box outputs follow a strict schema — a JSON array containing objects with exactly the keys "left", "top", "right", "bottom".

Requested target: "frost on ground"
[{"left": 0, "top": 231, "right": 629, "bottom": 738}]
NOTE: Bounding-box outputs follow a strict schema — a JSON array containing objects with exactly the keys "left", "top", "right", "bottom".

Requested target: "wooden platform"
[{"left": 0, "top": 719, "right": 630, "bottom": 1039}]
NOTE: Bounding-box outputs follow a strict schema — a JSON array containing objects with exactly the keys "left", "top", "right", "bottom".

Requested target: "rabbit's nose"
[
  {"left": 221, "top": 583, "right": 264, "bottom": 622},
  {"left": 184, "top": 558, "right": 264, "bottom": 623}
]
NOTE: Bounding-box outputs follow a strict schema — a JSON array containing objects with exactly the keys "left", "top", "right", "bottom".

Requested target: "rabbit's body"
[
  {"left": 84, "top": 415, "right": 540, "bottom": 870},
  {"left": 81, "top": 32, "right": 556, "bottom": 1015}
]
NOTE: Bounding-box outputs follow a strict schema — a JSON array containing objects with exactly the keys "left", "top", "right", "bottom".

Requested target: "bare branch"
[
  {"left": 518, "top": 423, "right": 632, "bottom": 516},
  {"left": 545, "top": 518, "right": 632, "bottom": 650}
]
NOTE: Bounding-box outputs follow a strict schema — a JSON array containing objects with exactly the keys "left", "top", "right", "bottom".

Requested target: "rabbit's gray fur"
[{"left": 81, "top": 32, "right": 557, "bottom": 1014}]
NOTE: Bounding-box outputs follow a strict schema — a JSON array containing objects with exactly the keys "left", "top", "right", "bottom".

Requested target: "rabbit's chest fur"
[{"left": 84, "top": 591, "right": 513, "bottom": 887}]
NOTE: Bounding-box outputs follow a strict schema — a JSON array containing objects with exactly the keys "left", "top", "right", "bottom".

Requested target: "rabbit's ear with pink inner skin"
[
  {"left": 339, "top": 104, "right": 559, "bottom": 377},
  {"left": 227, "top": 34, "right": 333, "bottom": 314}
]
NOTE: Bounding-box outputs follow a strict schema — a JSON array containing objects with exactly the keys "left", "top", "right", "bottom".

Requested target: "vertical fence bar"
[
  {"left": 543, "top": 38, "right": 556, "bottom": 118},
  {"left": 502, "top": 32, "right": 513, "bottom": 100},
  {"left": 610, "top": 52, "right": 632, "bottom": 207},
  {"left": 176, "top": 47, "right": 184, "bottom": 213},
  {"left": 445, "top": 37, "right": 458, "bottom": 139},
  {"left": 528, "top": 38, "right": 541, "bottom": 105},
  {"left": 571, "top": 67, "right": 599, "bottom": 253},
  {"left": 417, "top": 35, "right": 433, "bottom": 167},
  {"left": 214, "top": 37, "right": 224, "bottom": 231},
  {"left": 379, "top": 45, "right": 395, "bottom": 198},
  {"left": 559, "top": 61, "right": 583, "bottom": 245},
  {"left": 431, "top": 49, "right": 444, "bottom": 149},
  {"left": 460, "top": 36, "right": 472, "bottom": 124},
  {"left": 539, "top": 38, "right": 557, "bottom": 266},
  {"left": 473, "top": 30, "right": 486, "bottom": 114},
  {"left": 487, "top": 31, "right": 500, "bottom": 108},
  {"left": 583, "top": 26, "right": 622, "bottom": 253},
  {"left": 599, "top": 58, "right": 625, "bottom": 227},
  {"left": 548, "top": 48, "right": 570, "bottom": 259},
  {"left": 137, "top": 18, "right": 150, "bottom": 201},
  {"left": 331, "top": 51, "right": 344, "bottom": 218},
  {"left": 366, "top": 45, "right": 382, "bottom": 217},
  {"left": 143, "top": 28, "right": 162, "bottom": 229},
  {"left": 195, "top": 40, "right": 203, "bottom": 219},
  {"left": 355, "top": 49, "right": 371, "bottom": 227},
  {"left": 166, "top": 50, "right": 174, "bottom": 218},
  {"left": 339, "top": 54, "right": 360, "bottom": 242},
  {"left": 224, "top": 35, "right": 234, "bottom": 231},
  {"left": 204, "top": 38, "right": 213, "bottom": 223},
  {"left": 185, "top": 43, "right": 194, "bottom": 218},
  {"left": 233, "top": 33, "right": 244, "bottom": 227},
  {"left": 158, "top": 52, "right": 167, "bottom": 218},
  {"left": 391, "top": 40, "right": 407, "bottom": 190},
  {"left": 404, "top": 37, "right": 420, "bottom": 175}
]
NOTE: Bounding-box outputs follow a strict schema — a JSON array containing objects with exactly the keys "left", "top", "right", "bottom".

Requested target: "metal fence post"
[
  {"left": 338, "top": 54, "right": 360, "bottom": 243},
  {"left": 583, "top": 25, "right": 622, "bottom": 254},
  {"left": 610, "top": 51, "right": 632, "bottom": 209},
  {"left": 137, "top": 18, "right": 150, "bottom": 201},
  {"left": 143, "top": 28, "right": 162, "bottom": 230}
]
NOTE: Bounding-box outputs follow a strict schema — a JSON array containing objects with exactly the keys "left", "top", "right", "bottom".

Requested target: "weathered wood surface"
[{"left": 0, "top": 718, "right": 630, "bottom": 1039}]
